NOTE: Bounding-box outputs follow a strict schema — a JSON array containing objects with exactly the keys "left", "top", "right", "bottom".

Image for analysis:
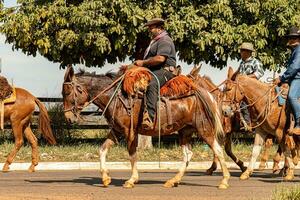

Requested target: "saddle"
[
  {"left": 0, "top": 87, "right": 17, "bottom": 130},
  {"left": 122, "top": 67, "right": 197, "bottom": 97},
  {"left": 122, "top": 67, "right": 197, "bottom": 129}
]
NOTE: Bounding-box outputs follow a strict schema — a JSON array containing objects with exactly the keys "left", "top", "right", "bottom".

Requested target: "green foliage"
[{"left": 1, "top": 0, "right": 300, "bottom": 70}]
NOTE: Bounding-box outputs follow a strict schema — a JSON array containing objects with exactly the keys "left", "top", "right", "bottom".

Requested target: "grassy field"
[
  {"left": 272, "top": 184, "right": 300, "bottom": 200},
  {"left": 0, "top": 141, "right": 279, "bottom": 162}
]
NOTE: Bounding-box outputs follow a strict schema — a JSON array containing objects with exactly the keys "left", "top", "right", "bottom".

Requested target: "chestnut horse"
[
  {"left": 188, "top": 66, "right": 247, "bottom": 174},
  {"left": 62, "top": 66, "right": 230, "bottom": 189},
  {"left": 222, "top": 67, "right": 296, "bottom": 181},
  {"left": 188, "top": 66, "right": 283, "bottom": 175},
  {"left": 1, "top": 87, "right": 56, "bottom": 172}
]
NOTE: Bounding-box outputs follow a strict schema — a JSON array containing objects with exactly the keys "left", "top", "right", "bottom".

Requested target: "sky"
[{"left": 1, "top": 0, "right": 276, "bottom": 97}]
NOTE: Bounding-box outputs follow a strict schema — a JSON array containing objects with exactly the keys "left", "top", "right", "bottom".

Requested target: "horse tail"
[
  {"left": 194, "top": 88, "right": 225, "bottom": 141},
  {"left": 35, "top": 98, "right": 57, "bottom": 145}
]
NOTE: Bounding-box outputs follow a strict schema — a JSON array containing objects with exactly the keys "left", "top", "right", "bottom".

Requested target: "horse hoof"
[
  {"left": 164, "top": 180, "right": 179, "bottom": 188},
  {"left": 218, "top": 183, "right": 229, "bottom": 189},
  {"left": 102, "top": 177, "right": 111, "bottom": 187},
  {"left": 205, "top": 169, "right": 214, "bottom": 176},
  {"left": 28, "top": 165, "right": 36, "bottom": 173},
  {"left": 2, "top": 165, "right": 10, "bottom": 172},
  {"left": 123, "top": 181, "right": 135, "bottom": 188},
  {"left": 284, "top": 174, "right": 294, "bottom": 181},
  {"left": 240, "top": 173, "right": 250, "bottom": 180}
]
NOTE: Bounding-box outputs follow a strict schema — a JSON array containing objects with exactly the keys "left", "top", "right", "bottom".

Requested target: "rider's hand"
[
  {"left": 134, "top": 60, "right": 144, "bottom": 67},
  {"left": 274, "top": 77, "right": 282, "bottom": 87}
]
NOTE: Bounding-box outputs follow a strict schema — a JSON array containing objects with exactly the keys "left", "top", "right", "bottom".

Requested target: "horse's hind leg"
[
  {"left": 206, "top": 154, "right": 218, "bottom": 175},
  {"left": 100, "top": 132, "right": 116, "bottom": 187},
  {"left": 3, "top": 122, "right": 24, "bottom": 172},
  {"left": 224, "top": 132, "right": 246, "bottom": 172},
  {"left": 24, "top": 125, "right": 38, "bottom": 172},
  {"left": 164, "top": 130, "right": 193, "bottom": 187},
  {"left": 123, "top": 135, "right": 139, "bottom": 188}
]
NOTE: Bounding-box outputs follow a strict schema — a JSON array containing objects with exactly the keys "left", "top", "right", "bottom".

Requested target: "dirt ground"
[{"left": 0, "top": 169, "right": 299, "bottom": 200}]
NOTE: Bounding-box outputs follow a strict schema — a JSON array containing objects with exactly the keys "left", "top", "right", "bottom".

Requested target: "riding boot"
[
  {"left": 142, "top": 111, "right": 154, "bottom": 130},
  {"left": 292, "top": 118, "right": 300, "bottom": 135}
]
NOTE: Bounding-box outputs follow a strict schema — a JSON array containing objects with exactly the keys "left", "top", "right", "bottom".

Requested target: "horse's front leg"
[
  {"left": 258, "top": 135, "right": 273, "bottom": 171},
  {"left": 100, "top": 134, "right": 116, "bottom": 187},
  {"left": 3, "top": 122, "right": 24, "bottom": 172},
  {"left": 123, "top": 135, "right": 139, "bottom": 188},
  {"left": 240, "top": 130, "right": 266, "bottom": 180},
  {"left": 164, "top": 144, "right": 193, "bottom": 188}
]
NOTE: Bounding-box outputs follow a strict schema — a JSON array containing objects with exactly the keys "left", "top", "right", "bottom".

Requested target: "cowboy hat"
[
  {"left": 144, "top": 18, "right": 165, "bottom": 27},
  {"left": 285, "top": 26, "right": 300, "bottom": 38},
  {"left": 239, "top": 42, "right": 255, "bottom": 52}
]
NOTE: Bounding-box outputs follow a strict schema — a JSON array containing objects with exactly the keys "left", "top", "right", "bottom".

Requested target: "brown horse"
[
  {"left": 62, "top": 66, "right": 230, "bottom": 189},
  {"left": 222, "top": 67, "right": 296, "bottom": 180},
  {"left": 188, "top": 66, "right": 284, "bottom": 175},
  {"left": 2, "top": 87, "right": 56, "bottom": 172}
]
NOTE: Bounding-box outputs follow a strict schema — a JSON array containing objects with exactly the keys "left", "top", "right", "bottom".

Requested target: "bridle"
[
  {"left": 62, "top": 75, "right": 125, "bottom": 116},
  {"left": 222, "top": 77, "right": 279, "bottom": 129}
]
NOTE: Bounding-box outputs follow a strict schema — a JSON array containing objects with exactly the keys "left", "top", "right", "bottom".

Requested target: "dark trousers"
[{"left": 146, "top": 69, "right": 175, "bottom": 120}]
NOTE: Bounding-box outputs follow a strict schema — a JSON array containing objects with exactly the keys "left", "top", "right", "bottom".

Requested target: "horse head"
[
  {"left": 222, "top": 67, "right": 245, "bottom": 117},
  {"left": 62, "top": 65, "right": 90, "bottom": 124}
]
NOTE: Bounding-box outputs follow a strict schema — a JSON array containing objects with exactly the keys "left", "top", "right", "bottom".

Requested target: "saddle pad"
[
  {"left": 275, "top": 86, "right": 286, "bottom": 106},
  {"left": 160, "top": 75, "right": 197, "bottom": 97},
  {"left": 3, "top": 87, "right": 16, "bottom": 104}
]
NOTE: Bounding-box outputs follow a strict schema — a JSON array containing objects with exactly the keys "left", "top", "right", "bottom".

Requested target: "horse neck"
[
  {"left": 77, "top": 75, "right": 115, "bottom": 109},
  {"left": 238, "top": 76, "right": 270, "bottom": 111},
  {"left": 199, "top": 76, "right": 222, "bottom": 98}
]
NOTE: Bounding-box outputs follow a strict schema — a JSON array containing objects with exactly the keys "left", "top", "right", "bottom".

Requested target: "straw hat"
[{"left": 239, "top": 42, "right": 255, "bottom": 52}]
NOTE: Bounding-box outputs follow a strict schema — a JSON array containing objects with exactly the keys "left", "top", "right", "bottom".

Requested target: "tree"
[{"left": 1, "top": 0, "right": 300, "bottom": 70}]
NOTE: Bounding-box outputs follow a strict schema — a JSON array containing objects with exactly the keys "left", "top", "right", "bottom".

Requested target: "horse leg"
[
  {"left": 164, "top": 144, "right": 193, "bottom": 187},
  {"left": 206, "top": 154, "right": 218, "bottom": 175},
  {"left": 3, "top": 122, "right": 24, "bottom": 172},
  {"left": 258, "top": 135, "right": 273, "bottom": 171},
  {"left": 100, "top": 135, "right": 116, "bottom": 187},
  {"left": 123, "top": 136, "right": 138, "bottom": 188},
  {"left": 224, "top": 132, "right": 246, "bottom": 172},
  {"left": 282, "top": 146, "right": 295, "bottom": 181},
  {"left": 240, "top": 130, "right": 266, "bottom": 180},
  {"left": 273, "top": 146, "right": 282, "bottom": 173},
  {"left": 24, "top": 125, "right": 38, "bottom": 172}
]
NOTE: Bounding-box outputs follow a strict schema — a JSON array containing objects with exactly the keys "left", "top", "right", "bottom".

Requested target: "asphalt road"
[{"left": 0, "top": 169, "right": 299, "bottom": 200}]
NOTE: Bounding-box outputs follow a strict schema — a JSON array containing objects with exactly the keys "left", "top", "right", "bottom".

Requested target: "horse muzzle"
[{"left": 64, "top": 111, "right": 79, "bottom": 124}]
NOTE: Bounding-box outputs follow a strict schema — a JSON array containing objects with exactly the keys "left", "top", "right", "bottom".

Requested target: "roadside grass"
[
  {"left": 271, "top": 184, "right": 300, "bottom": 200},
  {"left": 0, "top": 141, "right": 279, "bottom": 162}
]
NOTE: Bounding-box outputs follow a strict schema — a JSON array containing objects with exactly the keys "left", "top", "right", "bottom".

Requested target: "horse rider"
[
  {"left": 134, "top": 18, "right": 177, "bottom": 130},
  {"left": 233, "top": 42, "right": 264, "bottom": 131},
  {"left": 276, "top": 26, "right": 300, "bottom": 135}
]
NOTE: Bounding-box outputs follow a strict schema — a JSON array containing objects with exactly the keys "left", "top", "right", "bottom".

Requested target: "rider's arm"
[
  {"left": 253, "top": 59, "right": 264, "bottom": 79},
  {"left": 280, "top": 46, "right": 300, "bottom": 83}
]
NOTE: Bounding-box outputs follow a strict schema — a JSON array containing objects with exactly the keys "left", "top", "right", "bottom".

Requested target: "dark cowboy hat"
[
  {"left": 144, "top": 18, "right": 165, "bottom": 27},
  {"left": 285, "top": 26, "right": 300, "bottom": 38}
]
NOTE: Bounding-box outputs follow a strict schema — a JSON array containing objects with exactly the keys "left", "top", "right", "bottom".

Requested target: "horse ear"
[
  {"left": 189, "top": 64, "right": 202, "bottom": 77},
  {"left": 64, "top": 64, "right": 74, "bottom": 82},
  {"left": 227, "top": 66, "right": 234, "bottom": 79}
]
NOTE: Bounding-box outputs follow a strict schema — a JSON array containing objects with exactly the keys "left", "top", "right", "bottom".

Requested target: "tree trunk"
[{"left": 138, "top": 135, "right": 153, "bottom": 149}]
